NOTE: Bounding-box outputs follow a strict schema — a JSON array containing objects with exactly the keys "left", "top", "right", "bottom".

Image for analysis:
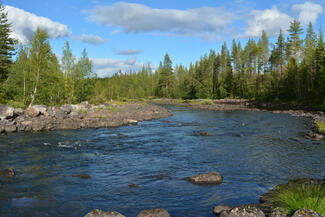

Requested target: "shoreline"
[
  {"left": 150, "top": 99, "right": 325, "bottom": 141},
  {"left": 0, "top": 101, "right": 173, "bottom": 134}
]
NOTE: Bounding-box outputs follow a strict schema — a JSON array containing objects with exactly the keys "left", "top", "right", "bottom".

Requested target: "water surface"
[{"left": 1, "top": 106, "right": 325, "bottom": 217}]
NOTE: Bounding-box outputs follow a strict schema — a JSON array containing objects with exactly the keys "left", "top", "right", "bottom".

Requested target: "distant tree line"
[{"left": 0, "top": 2, "right": 324, "bottom": 107}]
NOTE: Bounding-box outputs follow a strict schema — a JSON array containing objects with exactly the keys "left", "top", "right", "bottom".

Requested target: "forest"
[{"left": 0, "top": 4, "right": 324, "bottom": 108}]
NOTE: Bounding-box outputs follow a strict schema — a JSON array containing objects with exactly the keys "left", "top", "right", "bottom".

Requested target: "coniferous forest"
[{"left": 0, "top": 3, "right": 325, "bottom": 108}]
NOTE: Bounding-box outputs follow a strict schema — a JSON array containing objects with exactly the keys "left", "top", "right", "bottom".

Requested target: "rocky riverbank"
[
  {"left": 151, "top": 99, "right": 325, "bottom": 141},
  {"left": 0, "top": 102, "right": 172, "bottom": 134}
]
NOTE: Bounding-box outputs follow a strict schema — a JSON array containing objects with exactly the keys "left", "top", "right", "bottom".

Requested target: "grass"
[
  {"left": 315, "top": 121, "right": 325, "bottom": 134},
  {"left": 267, "top": 182, "right": 325, "bottom": 216}
]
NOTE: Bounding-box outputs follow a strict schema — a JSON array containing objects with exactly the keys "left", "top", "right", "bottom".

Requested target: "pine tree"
[
  {"left": 288, "top": 19, "right": 303, "bottom": 60},
  {"left": 0, "top": 3, "right": 16, "bottom": 82}
]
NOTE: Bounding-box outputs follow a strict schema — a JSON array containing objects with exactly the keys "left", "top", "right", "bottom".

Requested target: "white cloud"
[
  {"left": 292, "top": 2, "right": 323, "bottom": 26},
  {"left": 239, "top": 6, "right": 292, "bottom": 38},
  {"left": 92, "top": 57, "right": 144, "bottom": 77},
  {"left": 80, "top": 34, "right": 105, "bottom": 45},
  {"left": 87, "top": 2, "right": 235, "bottom": 39},
  {"left": 111, "top": 30, "right": 120, "bottom": 35},
  {"left": 115, "top": 49, "right": 142, "bottom": 55},
  {"left": 5, "top": 5, "right": 71, "bottom": 44}
]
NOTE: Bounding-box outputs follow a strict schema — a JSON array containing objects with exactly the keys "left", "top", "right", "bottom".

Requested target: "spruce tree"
[{"left": 0, "top": 3, "right": 16, "bottom": 82}]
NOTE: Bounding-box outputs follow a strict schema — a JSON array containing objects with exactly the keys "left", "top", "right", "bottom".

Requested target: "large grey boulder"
[
  {"left": 27, "top": 105, "right": 47, "bottom": 117},
  {"left": 84, "top": 209, "right": 125, "bottom": 217},
  {"left": 220, "top": 205, "right": 265, "bottom": 217},
  {"left": 292, "top": 209, "right": 324, "bottom": 217},
  {"left": 213, "top": 205, "right": 233, "bottom": 216},
  {"left": 137, "top": 208, "right": 170, "bottom": 217},
  {"left": 184, "top": 171, "right": 223, "bottom": 185},
  {"left": 0, "top": 105, "right": 14, "bottom": 120}
]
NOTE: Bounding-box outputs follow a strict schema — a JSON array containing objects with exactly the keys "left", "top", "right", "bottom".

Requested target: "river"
[{"left": 1, "top": 105, "right": 325, "bottom": 217}]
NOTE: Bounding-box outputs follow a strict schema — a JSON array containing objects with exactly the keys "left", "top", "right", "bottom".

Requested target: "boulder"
[
  {"left": 220, "top": 205, "right": 265, "bottom": 217},
  {"left": 4, "top": 124, "right": 17, "bottom": 133},
  {"left": 269, "top": 208, "right": 286, "bottom": 217},
  {"left": 0, "top": 105, "right": 14, "bottom": 120},
  {"left": 0, "top": 168, "right": 15, "bottom": 177},
  {"left": 292, "top": 209, "right": 324, "bottom": 217},
  {"left": 84, "top": 209, "right": 125, "bottom": 217},
  {"left": 60, "top": 104, "right": 73, "bottom": 114},
  {"left": 184, "top": 171, "right": 223, "bottom": 185},
  {"left": 27, "top": 105, "right": 47, "bottom": 117},
  {"left": 13, "top": 108, "right": 24, "bottom": 116},
  {"left": 137, "top": 208, "right": 170, "bottom": 217},
  {"left": 213, "top": 205, "right": 233, "bottom": 216},
  {"left": 127, "top": 119, "right": 138, "bottom": 124}
]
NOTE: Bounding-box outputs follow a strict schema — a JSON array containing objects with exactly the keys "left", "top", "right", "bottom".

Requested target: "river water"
[{"left": 0, "top": 105, "right": 325, "bottom": 217}]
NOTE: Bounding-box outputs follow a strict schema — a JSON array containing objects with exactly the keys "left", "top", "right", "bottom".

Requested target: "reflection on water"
[{"left": 0, "top": 106, "right": 325, "bottom": 217}]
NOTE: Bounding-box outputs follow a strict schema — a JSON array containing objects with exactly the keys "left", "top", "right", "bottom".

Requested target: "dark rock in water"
[
  {"left": 0, "top": 105, "right": 14, "bottom": 120},
  {"left": 292, "top": 209, "right": 323, "bottom": 217},
  {"left": 128, "top": 183, "right": 139, "bottom": 188},
  {"left": 72, "top": 174, "right": 91, "bottom": 179},
  {"left": 220, "top": 205, "right": 265, "bottom": 217},
  {"left": 84, "top": 209, "right": 125, "bottom": 217},
  {"left": 213, "top": 204, "right": 233, "bottom": 216},
  {"left": 200, "top": 131, "right": 211, "bottom": 136},
  {"left": 290, "top": 137, "right": 300, "bottom": 142},
  {"left": 184, "top": 171, "right": 223, "bottom": 185},
  {"left": 0, "top": 168, "right": 15, "bottom": 177},
  {"left": 137, "top": 208, "right": 170, "bottom": 217}
]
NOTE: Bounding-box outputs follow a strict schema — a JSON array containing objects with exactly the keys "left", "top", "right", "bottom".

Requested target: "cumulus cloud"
[
  {"left": 239, "top": 6, "right": 292, "bottom": 38},
  {"left": 92, "top": 57, "right": 144, "bottom": 77},
  {"left": 80, "top": 34, "right": 105, "bottom": 45},
  {"left": 292, "top": 2, "right": 323, "bottom": 26},
  {"left": 5, "top": 5, "right": 71, "bottom": 44},
  {"left": 115, "top": 49, "right": 142, "bottom": 55},
  {"left": 87, "top": 2, "right": 235, "bottom": 39}
]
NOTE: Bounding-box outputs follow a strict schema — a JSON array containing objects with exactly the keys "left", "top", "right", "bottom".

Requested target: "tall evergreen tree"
[{"left": 0, "top": 3, "right": 16, "bottom": 82}]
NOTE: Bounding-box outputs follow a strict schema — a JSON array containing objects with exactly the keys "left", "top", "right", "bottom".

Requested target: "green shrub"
[
  {"left": 315, "top": 121, "right": 325, "bottom": 134},
  {"left": 268, "top": 182, "right": 325, "bottom": 216}
]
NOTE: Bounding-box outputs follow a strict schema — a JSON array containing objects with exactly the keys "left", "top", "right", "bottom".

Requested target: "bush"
[
  {"left": 268, "top": 182, "right": 325, "bottom": 216},
  {"left": 315, "top": 121, "right": 325, "bottom": 134}
]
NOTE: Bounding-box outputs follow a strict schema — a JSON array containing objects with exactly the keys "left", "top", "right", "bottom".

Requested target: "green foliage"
[
  {"left": 267, "top": 182, "right": 325, "bottom": 216},
  {"left": 315, "top": 121, "right": 325, "bottom": 133}
]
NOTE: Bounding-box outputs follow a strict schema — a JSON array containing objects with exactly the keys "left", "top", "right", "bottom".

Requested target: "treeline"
[
  {"left": 95, "top": 20, "right": 325, "bottom": 106},
  {"left": 0, "top": 2, "right": 324, "bottom": 107}
]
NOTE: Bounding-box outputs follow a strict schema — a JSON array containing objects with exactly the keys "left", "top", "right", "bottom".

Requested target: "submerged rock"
[
  {"left": 72, "top": 174, "right": 91, "bottom": 179},
  {"left": 0, "top": 168, "right": 15, "bottom": 177},
  {"left": 292, "top": 209, "right": 324, "bottom": 217},
  {"left": 137, "top": 208, "right": 170, "bottom": 217},
  {"left": 128, "top": 183, "right": 139, "bottom": 188},
  {"left": 184, "top": 171, "right": 223, "bottom": 185},
  {"left": 220, "top": 205, "right": 265, "bottom": 217},
  {"left": 84, "top": 209, "right": 125, "bottom": 217},
  {"left": 200, "top": 131, "right": 211, "bottom": 136}
]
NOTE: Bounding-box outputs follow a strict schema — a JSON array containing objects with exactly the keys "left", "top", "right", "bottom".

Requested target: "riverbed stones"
[
  {"left": 4, "top": 124, "right": 17, "bottom": 133},
  {"left": 84, "top": 209, "right": 125, "bottom": 217},
  {"left": 0, "top": 105, "right": 14, "bottom": 120},
  {"left": 292, "top": 209, "right": 324, "bottom": 217},
  {"left": 184, "top": 171, "right": 223, "bottom": 185},
  {"left": 213, "top": 204, "right": 233, "bottom": 216},
  {"left": 220, "top": 205, "right": 265, "bottom": 217},
  {"left": 200, "top": 131, "right": 211, "bottom": 136},
  {"left": 0, "top": 168, "right": 15, "bottom": 177},
  {"left": 137, "top": 208, "right": 170, "bottom": 217}
]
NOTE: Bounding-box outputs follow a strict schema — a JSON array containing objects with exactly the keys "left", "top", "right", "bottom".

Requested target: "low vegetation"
[
  {"left": 267, "top": 182, "right": 325, "bottom": 216},
  {"left": 315, "top": 121, "right": 325, "bottom": 133}
]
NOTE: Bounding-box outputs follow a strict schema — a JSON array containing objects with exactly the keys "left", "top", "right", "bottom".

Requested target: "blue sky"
[{"left": 3, "top": 0, "right": 325, "bottom": 77}]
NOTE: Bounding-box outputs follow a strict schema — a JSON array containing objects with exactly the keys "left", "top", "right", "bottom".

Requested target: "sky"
[{"left": 3, "top": 0, "right": 325, "bottom": 77}]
